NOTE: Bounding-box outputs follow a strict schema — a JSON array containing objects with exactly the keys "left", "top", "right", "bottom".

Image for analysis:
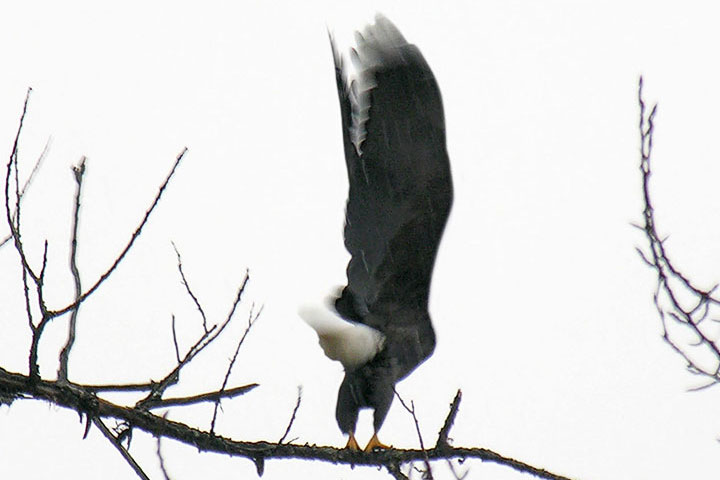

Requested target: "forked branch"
[
  {"left": 1, "top": 92, "right": 577, "bottom": 480},
  {"left": 636, "top": 76, "right": 720, "bottom": 388},
  {"left": 0, "top": 368, "right": 574, "bottom": 480}
]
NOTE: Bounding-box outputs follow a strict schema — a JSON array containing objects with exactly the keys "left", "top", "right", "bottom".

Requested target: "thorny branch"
[
  {"left": 636, "top": 76, "right": 720, "bottom": 388},
  {"left": 1, "top": 95, "right": 577, "bottom": 480}
]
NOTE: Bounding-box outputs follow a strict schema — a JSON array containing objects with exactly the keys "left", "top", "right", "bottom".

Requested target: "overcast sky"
[{"left": 2, "top": 1, "right": 720, "bottom": 479}]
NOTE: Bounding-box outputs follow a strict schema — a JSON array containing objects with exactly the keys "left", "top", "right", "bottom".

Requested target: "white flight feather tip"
[
  {"left": 299, "top": 304, "right": 385, "bottom": 370},
  {"left": 341, "top": 15, "right": 408, "bottom": 157}
]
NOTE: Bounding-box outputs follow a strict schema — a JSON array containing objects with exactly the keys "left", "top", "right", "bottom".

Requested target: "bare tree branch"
[
  {"left": 58, "top": 157, "right": 86, "bottom": 382},
  {"left": 1, "top": 96, "right": 578, "bottom": 480},
  {"left": 0, "top": 367, "right": 576, "bottom": 480},
  {"left": 137, "top": 272, "right": 251, "bottom": 409},
  {"left": 386, "top": 462, "right": 410, "bottom": 480},
  {"left": 395, "top": 389, "right": 433, "bottom": 480},
  {"left": 210, "top": 301, "right": 261, "bottom": 433},
  {"left": 4, "top": 88, "right": 37, "bottom": 337},
  {"left": 436, "top": 389, "right": 462, "bottom": 449},
  {"left": 277, "top": 386, "right": 302, "bottom": 445},
  {"left": 2, "top": 88, "right": 57, "bottom": 382},
  {"left": 47, "top": 147, "right": 188, "bottom": 319},
  {"left": 156, "top": 412, "right": 174, "bottom": 480},
  {"left": 0, "top": 135, "right": 49, "bottom": 249},
  {"left": 142, "top": 384, "right": 259, "bottom": 409},
  {"left": 172, "top": 241, "right": 208, "bottom": 332},
  {"left": 78, "top": 382, "right": 177, "bottom": 393},
  {"left": 445, "top": 457, "right": 469, "bottom": 480},
  {"left": 170, "top": 314, "right": 181, "bottom": 363},
  {"left": 93, "top": 416, "right": 151, "bottom": 480},
  {"left": 3, "top": 95, "right": 186, "bottom": 381},
  {"left": 637, "top": 76, "right": 720, "bottom": 387}
]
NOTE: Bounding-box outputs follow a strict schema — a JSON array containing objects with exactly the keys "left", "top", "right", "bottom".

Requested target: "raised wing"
[{"left": 330, "top": 15, "right": 453, "bottom": 330}]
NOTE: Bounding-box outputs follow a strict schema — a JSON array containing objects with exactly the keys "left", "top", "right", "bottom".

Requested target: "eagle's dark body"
[{"left": 310, "top": 14, "right": 452, "bottom": 449}]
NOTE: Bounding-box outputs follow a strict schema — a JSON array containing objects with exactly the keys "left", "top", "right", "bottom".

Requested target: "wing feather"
[{"left": 330, "top": 15, "right": 453, "bottom": 332}]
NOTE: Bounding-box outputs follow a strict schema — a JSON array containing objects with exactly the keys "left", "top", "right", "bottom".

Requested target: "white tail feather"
[{"left": 299, "top": 304, "right": 385, "bottom": 370}]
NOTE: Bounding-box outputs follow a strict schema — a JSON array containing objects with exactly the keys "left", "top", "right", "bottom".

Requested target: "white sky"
[{"left": 2, "top": 1, "right": 720, "bottom": 479}]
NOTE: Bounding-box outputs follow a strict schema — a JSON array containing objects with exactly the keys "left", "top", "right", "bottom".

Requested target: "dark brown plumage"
[{"left": 321, "top": 14, "right": 453, "bottom": 450}]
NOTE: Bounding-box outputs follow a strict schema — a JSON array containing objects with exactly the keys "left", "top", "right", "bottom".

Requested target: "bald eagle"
[{"left": 301, "top": 14, "right": 453, "bottom": 451}]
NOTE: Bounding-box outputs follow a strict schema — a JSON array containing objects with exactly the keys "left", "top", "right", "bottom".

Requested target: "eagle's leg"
[
  {"left": 345, "top": 431, "right": 361, "bottom": 450},
  {"left": 364, "top": 432, "right": 391, "bottom": 452},
  {"left": 364, "top": 384, "right": 393, "bottom": 451}
]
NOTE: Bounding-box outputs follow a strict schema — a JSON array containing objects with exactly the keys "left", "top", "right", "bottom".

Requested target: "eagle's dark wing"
[{"left": 331, "top": 15, "right": 453, "bottom": 331}]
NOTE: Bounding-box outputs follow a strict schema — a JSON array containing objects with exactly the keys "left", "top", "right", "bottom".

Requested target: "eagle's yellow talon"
[
  {"left": 345, "top": 432, "right": 361, "bottom": 450},
  {"left": 364, "top": 432, "right": 391, "bottom": 452}
]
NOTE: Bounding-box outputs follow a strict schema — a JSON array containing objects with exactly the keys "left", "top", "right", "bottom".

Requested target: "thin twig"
[
  {"left": 143, "top": 384, "right": 259, "bottom": 409},
  {"left": 436, "top": 390, "right": 462, "bottom": 449},
  {"left": 58, "top": 157, "right": 86, "bottom": 382},
  {"left": 172, "top": 241, "right": 208, "bottom": 332},
  {"left": 138, "top": 272, "right": 251, "bottom": 408},
  {"left": 77, "top": 382, "right": 170, "bottom": 392},
  {"left": 48, "top": 147, "right": 188, "bottom": 319},
  {"left": 4, "top": 88, "right": 36, "bottom": 333},
  {"left": 156, "top": 412, "right": 174, "bottom": 480},
  {"left": 38, "top": 240, "right": 49, "bottom": 284},
  {"left": 170, "top": 314, "right": 181, "bottom": 363},
  {"left": 210, "top": 301, "right": 262, "bottom": 432},
  {"left": 278, "top": 386, "right": 302, "bottom": 444},
  {"left": 11, "top": 94, "right": 28, "bottom": 276},
  {"left": 395, "top": 389, "right": 433, "bottom": 480},
  {"left": 0, "top": 136, "right": 50, "bottom": 249},
  {"left": 75, "top": 382, "right": 257, "bottom": 403},
  {"left": 445, "top": 458, "right": 469, "bottom": 480},
  {"left": 19, "top": 136, "right": 50, "bottom": 197},
  {"left": 93, "top": 417, "right": 151, "bottom": 480}
]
